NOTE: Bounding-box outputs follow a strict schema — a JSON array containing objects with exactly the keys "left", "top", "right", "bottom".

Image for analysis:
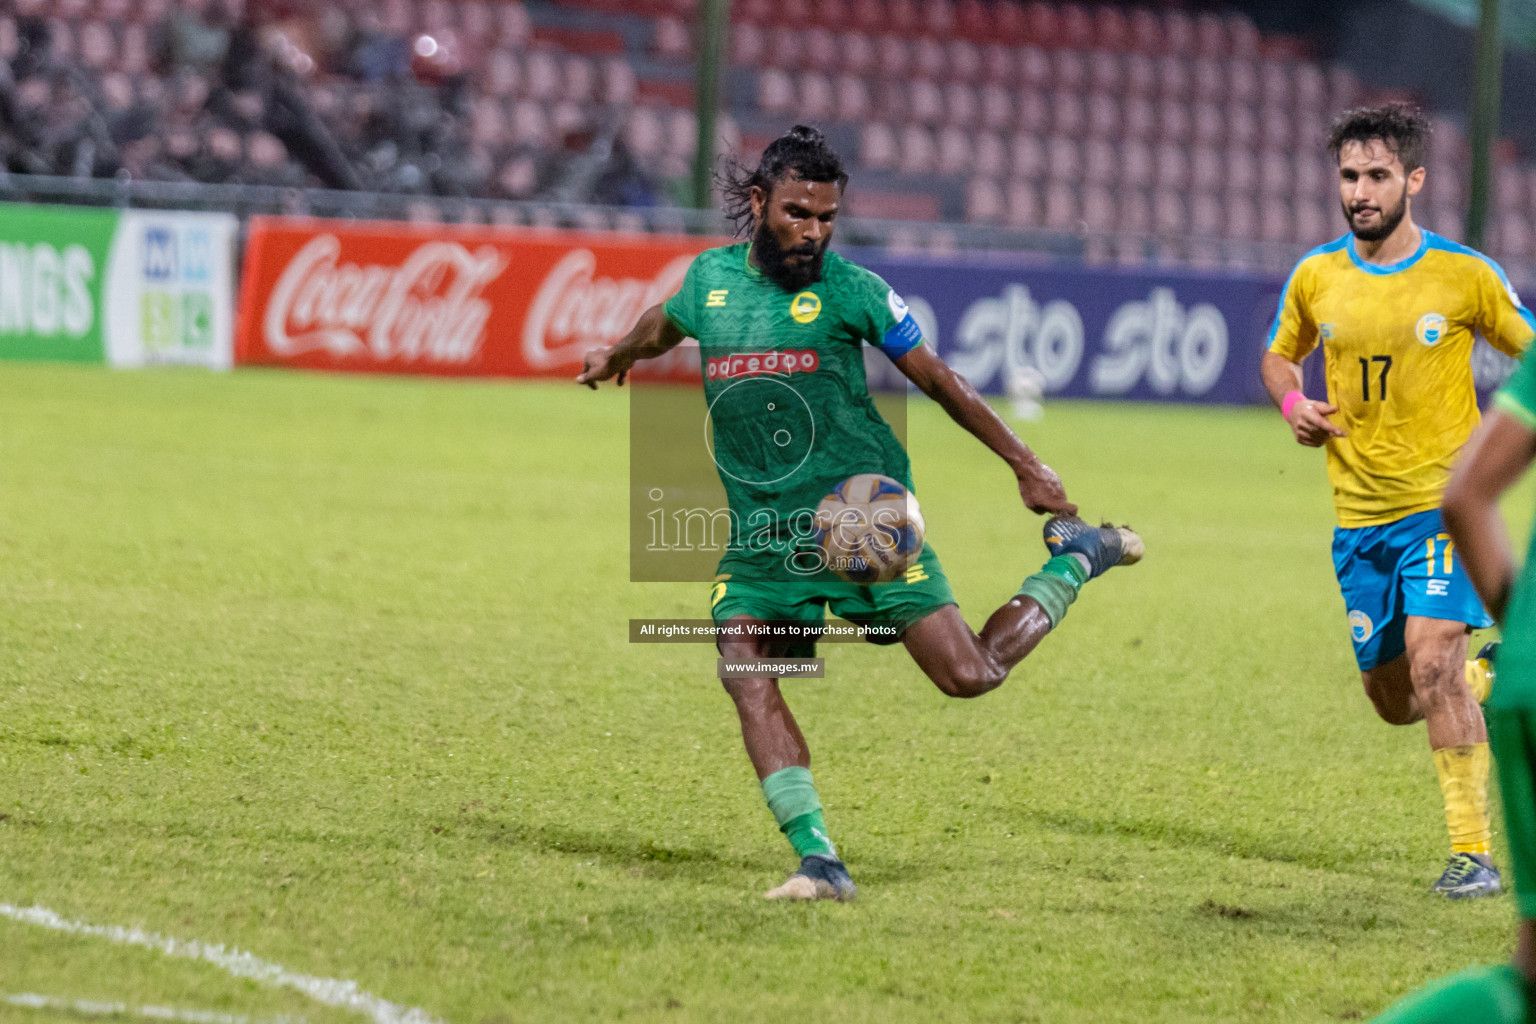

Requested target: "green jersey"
[
  {"left": 1489, "top": 351, "right": 1536, "bottom": 708},
  {"left": 662, "top": 243, "right": 925, "bottom": 573}
]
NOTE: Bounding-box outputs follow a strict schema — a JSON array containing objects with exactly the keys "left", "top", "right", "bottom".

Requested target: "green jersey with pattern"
[
  {"left": 1489, "top": 341, "right": 1536, "bottom": 708},
  {"left": 662, "top": 243, "right": 925, "bottom": 574}
]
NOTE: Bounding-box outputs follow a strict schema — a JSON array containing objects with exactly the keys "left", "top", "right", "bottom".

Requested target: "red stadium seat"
[
  {"left": 1162, "top": 10, "right": 1195, "bottom": 56},
  {"left": 1085, "top": 93, "right": 1119, "bottom": 139},
  {"left": 946, "top": 39, "right": 981, "bottom": 82},
  {"left": 1153, "top": 143, "right": 1190, "bottom": 190},
  {"left": 936, "top": 125, "right": 973, "bottom": 175},
  {"left": 965, "top": 176, "right": 1005, "bottom": 224},
  {"left": 875, "top": 35, "right": 910, "bottom": 80},
  {"left": 922, "top": 0, "right": 955, "bottom": 38},
  {"left": 654, "top": 16, "right": 691, "bottom": 58},
  {"left": 1023, "top": 2, "right": 1060, "bottom": 48},
  {"left": 814, "top": 0, "right": 850, "bottom": 30},
  {"left": 1043, "top": 181, "right": 1078, "bottom": 230},
  {"left": 1046, "top": 136, "right": 1081, "bottom": 182},
  {"left": 860, "top": 122, "right": 900, "bottom": 169},
  {"left": 835, "top": 75, "right": 872, "bottom": 122},
  {"left": 768, "top": 26, "right": 804, "bottom": 71},
  {"left": 1228, "top": 13, "right": 1262, "bottom": 59},
  {"left": 1155, "top": 55, "right": 1189, "bottom": 102},
  {"left": 1049, "top": 91, "right": 1085, "bottom": 136},
  {"left": 495, "top": 3, "right": 532, "bottom": 47},
  {"left": 972, "top": 131, "right": 1007, "bottom": 178},
  {"left": 888, "top": 0, "right": 920, "bottom": 35},
  {"left": 1194, "top": 13, "right": 1229, "bottom": 59},
  {"left": 1120, "top": 140, "right": 1153, "bottom": 189},
  {"left": 1082, "top": 139, "right": 1115, "bottom": 184},
  {"left": 850, "top": 0, "right": 885, "bottom": 34},
  {"left": 806, "top": 28, "right": 839, "bottom": 68},
  {"left": 1294, "top": 154, "right": 1329, "bottom": 198},
  {"left": 1009, "top": 134, "right": 1045, "bottom": 178},
  {"left": 1089, "top": 51, "right": 1123, "bottom": 95},
  {"left": 1155, "top": 99, "right": 1191, "bottom": 144},
  {"left": 757, "top": 68, "right": 795, "bottom": 113},
  {"left": 991, "top": 2, "right": 1027, "bottom": 46},
  {"left": 833, "top": 31, "right": 874, "bottom": 75},
  {"left": 956, "top": 0, "right": 991, "bottom": 42},
  {"left": 980, "top": 44, "right": 1013, "bottom": 85},
  {"left": 563, "top": 55, "right": 598, "bottom": 104},
  {"left": 1005, "top": 179, "right": 1041, "bottom": 227},
  {"left": 601, "top": 57, "right": 638, "bottom": 104},
  {"left": 943, "top": 82, "right": 978, "bottom": 126},
  {"left": 731, "top": 23, "right": 765, "bottom": 65},
  {"left": 898, "top": 125, "right": 937, "bottom": 175},
  {"left": 979, "top": 85, "right": 1013, "bottom": 131},
  {"left": 1060, "top": 5, "right": 1094, "bottom": 49},
  {"left": 798, "top": 71, "right": 835, "bottom": 120},
  {"left": 1014, "top": 90, "right": 1048, "bottom": 134},
  {"left": 1128, "top": 8, "right": 1162, "bottom": 55},
  {"left": 1094, "top": 7, "right": 1131, "bottom": 52}
]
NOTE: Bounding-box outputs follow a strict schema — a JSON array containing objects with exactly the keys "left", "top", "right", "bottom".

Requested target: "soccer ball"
[{"left": 813, "top": 474, "right": 926, "bottom": 584}]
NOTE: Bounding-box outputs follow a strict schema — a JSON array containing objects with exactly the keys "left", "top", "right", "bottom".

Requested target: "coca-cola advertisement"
[{"left": 235, "top": 217, "right": 719, "bottom": 379}]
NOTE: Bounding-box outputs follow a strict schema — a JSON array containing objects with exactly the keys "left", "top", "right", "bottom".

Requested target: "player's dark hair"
[
  {"left": 1327, "top": 104, "right": 1432, "bottom": 171},
  {"left": 717, "top": 125, "right": 849, "bottom": 237}
]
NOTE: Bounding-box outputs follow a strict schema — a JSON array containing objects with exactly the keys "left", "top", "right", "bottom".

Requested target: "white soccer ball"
[{"left": 812, "top": 474, "right": 926, "bottom": 584}]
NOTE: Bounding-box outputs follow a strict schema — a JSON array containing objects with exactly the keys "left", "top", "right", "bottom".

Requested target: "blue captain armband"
[{"left": 875, "top": 289, "right": 924, "bottom": 359}]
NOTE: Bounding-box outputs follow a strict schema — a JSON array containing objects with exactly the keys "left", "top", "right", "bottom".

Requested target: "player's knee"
[
  {"left": 1363, "top": 685, "right": 1419, "bottom": 725},
  {"left": 934, "top": 657, "right": 1006, "bottom": 699}
]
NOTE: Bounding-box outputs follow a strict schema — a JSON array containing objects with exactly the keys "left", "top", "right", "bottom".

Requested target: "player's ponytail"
[{"left": 717, "top": 124, "right": 849, "bottom": 237}]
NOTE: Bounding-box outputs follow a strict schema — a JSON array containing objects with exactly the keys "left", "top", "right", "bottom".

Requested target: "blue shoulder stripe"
[
  {"left": 1266, "top": 234, "right": 1351, "bottom": 346},
  {"left": 1423, "top": 232, "right": 1536, "bottom": 334}
]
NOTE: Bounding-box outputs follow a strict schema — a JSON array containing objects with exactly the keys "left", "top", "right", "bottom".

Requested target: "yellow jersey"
[{"left": 1269, "top": 230, "right": 1535, "bottom": 528}]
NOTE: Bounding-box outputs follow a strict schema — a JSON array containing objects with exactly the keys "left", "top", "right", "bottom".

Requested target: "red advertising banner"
[{"left": 235, "top": 217, "right": 722, "bottom": 380}]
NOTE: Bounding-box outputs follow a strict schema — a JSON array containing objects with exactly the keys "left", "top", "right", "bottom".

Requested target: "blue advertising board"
[{"left": 852, "top": 251, "right": 1286, "bottom": 405}]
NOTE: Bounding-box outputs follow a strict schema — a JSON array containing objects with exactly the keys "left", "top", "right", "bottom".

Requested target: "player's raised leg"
[
  {"left": 903, "top": 517, "right": 1142, "bottom": 697},
  {"left": 718, "top": 616, "right": 856, "bottom": 902}
]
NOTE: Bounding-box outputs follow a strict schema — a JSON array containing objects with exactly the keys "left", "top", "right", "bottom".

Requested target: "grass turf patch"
[{"left": 0, "top": 363, "right": 1523, "bottom": 1023}]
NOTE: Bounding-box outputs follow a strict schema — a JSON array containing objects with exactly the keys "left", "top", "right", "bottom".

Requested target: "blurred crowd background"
[{"left": 0, "top": 0, "right": 1533, "bottom": 278}]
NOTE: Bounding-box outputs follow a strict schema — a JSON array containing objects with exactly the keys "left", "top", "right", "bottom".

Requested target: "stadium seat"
[
  {"left": 1226, "top": 102, "right": 1258, "bottom": 148},
  {"left": 1259, "top": 199, "right": 1292, "bottom": 242},
  {"left": 495, "top": 2, "right": 532, "bottom": 47},
  {"left": 1051, "top": 49, "right": 1086, "bottom": 94},
  {"left": 888, "top": 0, "right": 920, "bottom": 35},
  {"left": 1189, "top": 147, "right": 1221, "bottom": 191},
  {"left": 980, "top": 44, "right": 1013, "bottom": 84},
  {"left": 563, "top": 56, "right": 598, "bottom": 104},
  {"left": 1014, "top": 90, "right": 1048, "bottom": 134},
  {"left": 1009, "top": 134, "right": 1045, "bottom": 178},
  {"left": 654, "top": 16, "right": 691, "bottom": 58},
  {"left": 484, "top": 51, "right": 519, "bottom": 97},
  {"left": 1120, "top": 140, "right": 1153, "bottom": 189},
  {"left": 1192, "top": 58, "right": 1223, "bottom": 102},
  {"left": 898, "top": 124, "right": 937, "bottom": 175},
  {"left": 860, "top": 122, "right": 899, "bottom": 170},
  {"left": 946, "top": 39, "right": 981, "bottom": 82},
  {"left": 1120, "top": 187, "right": 1152, "bottom": 235},
  {"left": 1294, "top": 199, "right": 1332, "bottom": 246},
  {"left": 956, "top": 0, "right": 991, "bottom": 42},
  {"left": 1163, "top": 9, "right": 1196, "bottom": 56},
  {"left": 936, "top": 125, "right": 973, "bottom": 176},
  {"left": 1260, "top": 60, "right": 1292, "bottom": 109},
  {"left": 1223, "top": 195, "right": 1258, "bottom": 239},
  {"left": 909, "top": 79, "right": 944, "bottom": 124},
  {"left": 732, "top": 23, "right": 765, "bottom": 65},
  {"left": 1191, "top": 194, "right": 1222, "bottom": 237},
  {"left": 1046, "top": 136, "right": 1081, "bottom": 182},
  {"left": 524, "top": 50, "right": 562, "bottom": 101},
  {"left": 756, "top": 68, "right": 794, "bottom": 113},
  {"left": 943, "top": 82, "right": 978, "bottom": 126},
  {"left": 1005, "top": 179, "right": 1041, "bottom": 227},
  {"left": 1082, "top": 139, "right": 1115, "bottom": 185},
  {"left": 1086, "top": 93, "right": 1119, "bottom": 139},
  {"left": 979, "top": 85, "right": 1013, "bottom": 131},
  {"left": 1156, "top": 100, "right": 1191, "bottom": 144},
  {"left": 1088, "top": 50, "right": 1123, "bottom": 95},
  {"left": 1497, "top": 167, "right": 1529, "bottom": 214},
  {"left": 1154, "top": 143, "right": 1190, "bottom": 191},
  {"left": 1194, "top": 12, "right": 1229, "bottom": 59},
  {"left": 798, "top": 72, "right": 835, "bottom": 120},
  {"left": 1123, "top": 52, "right": 1156, "bottom": 98},
  {"left": 601, "top": 57, "right": 638, "bottom": 104},
  {"left": 1259, "top": 152, "right": 1292, "bottom": 197},
  {"left": 1496, "top": 213, "right": 1533, "bottom": 260},
  {"left": 972, "top": 131, "right": 1007, "bottom": 178},
  {"left": 1128, "top": 8, "right": 1162, "bottom": 54},
  {"left": 1191, "top": 101, "right": 1224, "bottom": 147},
  {"left": 1121, "top": 97, "right": 1154, "bottom": 140},
  {"left": 914, "top": 37, "right": 946, "bottom": 80},
  {"left": 1228, "top": 148, "right": 1258, "bottom": 194},
  {"left": 875, "top": 35, "right": 910, "bottom": 80},
  {"left": 1228, "top": 13, "right": 1262, "bottom": 59},
  {"left": 1093, "top": 6, "right": 1131, "bottom": 51},
  {"left": 837, "top": 31, "right": 875, "bottom": 76},
  {"left": 509, "top": 99, "right": 552, "bottom": 148},
  {"left": 1226, "top": 60, "right": 1260, "bottom": 106},
  {"left": 1044, "top": 180, "right": 1079, "bottom": 230},
  {"left": 78, "top": 19, "right": 112, "bottom": 70},
  {"left": 767, "top": 26, "right": 804, "bottom": 71},
  {"left": 835, "top": 75, "right": 871, "bottom": 122},
  {"left": 1260, "top": 104, "right": 1293, "bottom": 153},
  {"left": 1153, "top": 188, "right": 1186, "bottom": 236},
  {"left": 991, "top": 1, "right": 1027, "bottom": 46},
  {"left": 1023, "top": 2, "right": 1060, "bottom": 48},
  {"left": 806, "top": 27, "right": 838, "bottom": 68},
  {"left": 1016, "top": 46, "right": 1050, "bottom": 90},
  {"left": 1050, "top": 91, "right": 1085, "bottom": 136},
  {"left": 1059, "top": 4, "right": 1094, "bottom": 49}
]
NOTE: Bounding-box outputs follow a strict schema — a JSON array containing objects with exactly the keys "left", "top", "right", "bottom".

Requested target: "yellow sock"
[
  {"left": 1433, "top": 743, "right": 1492, "bottom": 856},
  {"left": 1465, "top": 658, "right": 1493, "bottom": 703}
]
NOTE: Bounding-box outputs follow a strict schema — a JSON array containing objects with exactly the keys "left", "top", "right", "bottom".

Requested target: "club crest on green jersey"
[{"left": 790, "top": 291, "right": 822, "bottom": 324}]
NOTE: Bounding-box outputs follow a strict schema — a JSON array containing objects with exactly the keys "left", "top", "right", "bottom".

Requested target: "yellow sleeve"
[
  {"left": 1267, "top": 259, "right": 1319, "bottom": 362},
  {"left": 1475, "top": 258, "right": 1536, "bottom": 357}
]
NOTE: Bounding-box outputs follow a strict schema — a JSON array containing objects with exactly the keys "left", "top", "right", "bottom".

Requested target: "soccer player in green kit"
[
  {"left": 1368, "top": 313, "right": 1536, "bottom": 1020},
  {"left": 577, "top": 126, "right": 1141, "bottom": 900}
]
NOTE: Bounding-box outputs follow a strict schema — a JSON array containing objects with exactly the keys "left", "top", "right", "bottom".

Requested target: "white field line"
[
  {"left": 0, "top": 904, "right": 443, "bottom": 1024},
  {"left": 4, "top": 991, "right": 302, "bottom": 1024}
]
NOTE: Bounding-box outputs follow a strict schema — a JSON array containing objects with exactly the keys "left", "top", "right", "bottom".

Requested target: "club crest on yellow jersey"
[
  {"left": 790, "top": 291, "right": 822, "bottom": 324},
  {"left": 1416, "top": 312, "right": 1448, "bottom": 346}
]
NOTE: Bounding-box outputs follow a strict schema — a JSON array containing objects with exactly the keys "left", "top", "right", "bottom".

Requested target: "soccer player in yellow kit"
[{"left": 1263, "top": 105, "right": 1536, "bottom": 897}]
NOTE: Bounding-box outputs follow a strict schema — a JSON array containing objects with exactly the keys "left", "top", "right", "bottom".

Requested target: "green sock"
[
  {"left": 1370, "top": 965, "right": 1527, "bottom": 1024},
  {"left": 1016, "top": 554, "right": 1088, "bottom": 628},
  {"left": 761, "top": 766, "right": 836, "bottom": 859}
]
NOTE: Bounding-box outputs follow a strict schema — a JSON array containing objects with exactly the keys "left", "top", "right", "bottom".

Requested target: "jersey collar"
[
  {"left": 1346, "top": 226, "right": 1428, "bottom": 276},
  {"left": 743, "top": 243, "right": 762, "bottom": 278}
]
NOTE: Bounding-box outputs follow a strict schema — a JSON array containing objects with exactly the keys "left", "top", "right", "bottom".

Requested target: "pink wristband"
[{"left": 1280, "top": 390, "right": 1307, "bottom": 420}]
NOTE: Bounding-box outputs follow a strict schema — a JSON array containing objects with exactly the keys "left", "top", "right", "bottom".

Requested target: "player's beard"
[
  {"left": 752, "top": 221, "right": 828, "bottom": 291},
  {"left": 1344, "top": 183, "right": 1409, "bottom": 242}
]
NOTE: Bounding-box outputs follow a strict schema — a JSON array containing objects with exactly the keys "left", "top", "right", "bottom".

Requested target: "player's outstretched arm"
[
  {"left": 1260, "top": 350, "right": 1346, "bottom": 447},
  {"left": 1443, "top": 412, "right": 1536, "bottom": 623},
  {"left": 894, "top": 343, "right": 1076, "bottom": 516},
  {"left": 575, "top": 304, "right": 686, "bottom": 389}
]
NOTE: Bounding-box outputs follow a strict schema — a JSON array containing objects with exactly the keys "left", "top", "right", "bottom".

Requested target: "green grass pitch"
[{"left": 0, "top": 362, "right": 1527, "bottom": 1023}]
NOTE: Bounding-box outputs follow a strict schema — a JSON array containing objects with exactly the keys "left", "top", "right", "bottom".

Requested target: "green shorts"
[
  {"left": 1489, "top": 706, "right": 1536, "bottom": 917},
  {"left": 710, "top": 541, "right": 957, "bottom": 658}
]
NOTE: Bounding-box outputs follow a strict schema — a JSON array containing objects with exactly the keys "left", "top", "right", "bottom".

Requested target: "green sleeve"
[
  {"left": 1494, "top": 351, "right": 1536, "bottom": 429},
  {"left": 841, "top": 262, "right": 923, "bottom": 359},
  {"left": 663, "top": 255, "right": 703, "bottom": 339}
]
